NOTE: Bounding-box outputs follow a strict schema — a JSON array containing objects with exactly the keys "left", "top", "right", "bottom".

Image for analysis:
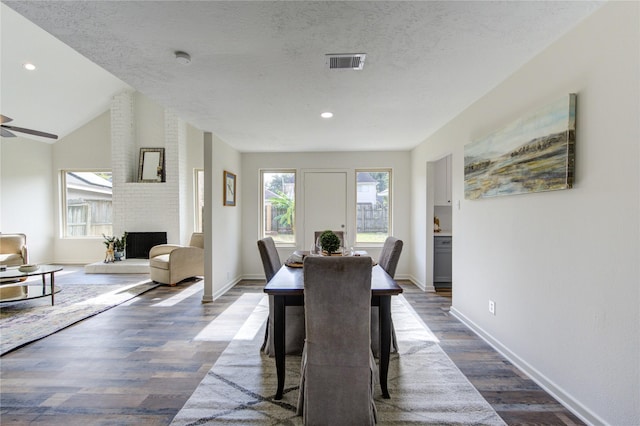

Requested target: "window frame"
[
  {"left": 260, "top": 169, "right": 297, "bottom": 247},
  {"left": 61, "top": 169, "right": 113, "bottom": 239},
  {"left": 354, "top": 168, "right": 392, "bottom": 246}
]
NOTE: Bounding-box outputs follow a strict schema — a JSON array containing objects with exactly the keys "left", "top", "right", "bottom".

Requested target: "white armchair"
[
  {"left": 149, "top": 233, "right": 204, "bottom": 286},
  {"left": 0, "top": 233, "right": 28, "bottom": 267}
]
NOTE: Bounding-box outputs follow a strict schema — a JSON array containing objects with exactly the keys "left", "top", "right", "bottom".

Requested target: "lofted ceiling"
[{"left": 1, "top": 1, "right": 603, "bottom": 151}]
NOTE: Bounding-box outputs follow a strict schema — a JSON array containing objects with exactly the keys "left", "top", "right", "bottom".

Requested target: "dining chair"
[
  {"left": 378, "top": 236, "right": 403, "bottom": 279},
  {"left": 371, "top": 236, "right": 403, "bottom": 357},
  {"left": 257, "top": 237, "right": 305, "bottom": 356},
  {"left": 297, "top": 256, "right": 377, "bottom": 425}
]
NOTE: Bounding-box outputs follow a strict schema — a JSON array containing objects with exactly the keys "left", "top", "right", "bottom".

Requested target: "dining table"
[{"left": 263, "top": 256, "right": 403, "bottom": 400}]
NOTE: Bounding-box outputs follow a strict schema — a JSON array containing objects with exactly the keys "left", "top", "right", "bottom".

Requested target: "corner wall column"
[{"left": 202, "top": 132, "right": 214, "bottom": 303}]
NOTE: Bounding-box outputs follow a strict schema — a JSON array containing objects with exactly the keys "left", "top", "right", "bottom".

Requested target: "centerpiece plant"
[{"left": 319, "top": 230, "right": 341, "bottom": 255}]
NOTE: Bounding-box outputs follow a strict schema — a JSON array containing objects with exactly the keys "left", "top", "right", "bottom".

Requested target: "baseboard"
[
  {"left": 449, "top": 307, "right": 607, "bottom": 426},
  {"left": 210, "top": 276, "right": 243, "bottom": 302}
]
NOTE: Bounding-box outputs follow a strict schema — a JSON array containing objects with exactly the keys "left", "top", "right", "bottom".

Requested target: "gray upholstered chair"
[
  {"left": 297, "top": 256, "right": 377, "bottom": 425},
  {"left": 258, "top": 237, "right": 305, "bottom": 356},
  {"left": 371, "top": 236, "right": 403, "bottom": 357},
  {"left": 149, "top": 233, "right": 204, "bottom": 286},
  {"left": 378, "top": 236, "right": 403, "bottom": 279}
]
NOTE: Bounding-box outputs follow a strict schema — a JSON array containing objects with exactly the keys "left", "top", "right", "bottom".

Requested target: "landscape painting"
[{"left": 464, "top": 94, "right": 576, "bottom": 200}]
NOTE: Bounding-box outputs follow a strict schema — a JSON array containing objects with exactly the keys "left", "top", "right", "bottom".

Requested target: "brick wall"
[{"left": 111, "top": 91, "right": 185, "bottom": 244}]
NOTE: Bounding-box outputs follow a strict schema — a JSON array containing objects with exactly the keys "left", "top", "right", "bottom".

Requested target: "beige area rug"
[
  {"left": 171, "top": 295, "right": 507, "bottom": 425},
  {"left": 0, "top": 273, "right": 159, "bottom": 355}
]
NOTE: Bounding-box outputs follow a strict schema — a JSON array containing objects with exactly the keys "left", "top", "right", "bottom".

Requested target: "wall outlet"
[{"left": 489, "top": 300, "right": 496, "bottom": 315}]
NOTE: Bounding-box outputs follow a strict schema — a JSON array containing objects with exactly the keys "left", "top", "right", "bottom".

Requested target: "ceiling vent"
[{"left": 326, "top": 53, "right": 366, "bottom": 70}]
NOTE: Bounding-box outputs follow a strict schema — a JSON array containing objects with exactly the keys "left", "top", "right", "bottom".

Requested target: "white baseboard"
[{"left": 449, "top": 307, "right": 606, "bottom": 426}]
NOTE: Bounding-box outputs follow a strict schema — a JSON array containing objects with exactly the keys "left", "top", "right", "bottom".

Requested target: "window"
[
  {"left": 62, "top": 170, "right": 113, "bottom": 237},
  {"left": 356, "top": 170, "right": 391, "bottom": 243},
  {"left": 195, "top": 169, "right": 204, "bottom": 232},
  {"left": 261, "top": 170, "right": 296, "bottom": 244}
]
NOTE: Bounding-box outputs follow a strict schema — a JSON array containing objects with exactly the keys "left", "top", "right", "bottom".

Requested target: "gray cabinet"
[{"left": 434, "top": 236, "right": 452, "bottom": 284}]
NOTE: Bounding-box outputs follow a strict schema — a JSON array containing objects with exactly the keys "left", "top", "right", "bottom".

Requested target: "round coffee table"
[{"left": 0, "top": 265, "right": 63, "bottom": 305}]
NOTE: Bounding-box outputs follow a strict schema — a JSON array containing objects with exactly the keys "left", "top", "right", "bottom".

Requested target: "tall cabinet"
[{"left": 434, "top": 155, "right": 452, "bottom": 206}]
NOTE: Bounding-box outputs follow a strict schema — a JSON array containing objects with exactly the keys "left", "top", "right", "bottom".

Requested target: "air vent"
[{"left": 326, "top": 53, "right": 366, "bottom": 70}]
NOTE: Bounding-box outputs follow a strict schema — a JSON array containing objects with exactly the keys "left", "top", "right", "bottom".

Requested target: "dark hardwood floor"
[{"left": 0, "top": 267, "right": 584, "bottom": 425}]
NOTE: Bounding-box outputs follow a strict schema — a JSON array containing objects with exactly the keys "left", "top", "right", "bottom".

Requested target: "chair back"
[
  {"left": 0, "top": 234, "right": 26, "bottom": 255},
  {"left": 189, "top": 232, "right": 204, "bottom": 249},
  {"left": 0, "top": 233, "right": 28, "bottom": 266},
  {"left": 299, "top": 256, "right": 376, "bottom": 425},
  {"left": 257, "top": 237, "right": 281, "bottom": 282},
  {"left": 378, "top": 236, "right": 403, "bottom": 278}
]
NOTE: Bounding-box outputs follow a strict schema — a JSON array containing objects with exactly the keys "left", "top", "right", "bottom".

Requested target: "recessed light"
[
  {"left": 321, "top": 112, "right": 333, "bottom": 119},
  {"left": 23, "top": 63, "right": 36, "bottom": 71},
  {"left": 175, "top": 51, "right": 191, "bottom": 65}
]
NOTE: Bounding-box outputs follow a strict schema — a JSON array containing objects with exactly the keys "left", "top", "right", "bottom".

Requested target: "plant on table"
[{"left": 319, "top": 230, "right": 341, "bottom": 255}]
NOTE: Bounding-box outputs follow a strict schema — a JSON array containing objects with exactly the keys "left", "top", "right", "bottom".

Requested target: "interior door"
[{"left": 304, "top": 171, "right": 347, "bottom": 250}]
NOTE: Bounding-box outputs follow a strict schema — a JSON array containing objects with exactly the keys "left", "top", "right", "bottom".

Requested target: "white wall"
[
  {"left": 51, "top": 110, "right": 112, "bottom": 262},
  {"left": 0, "top": 136, "right": 54, "bottom": 263},
  {"left": 241, "top": 151, "right": 412, "bottom": 281},
  {"left": 202, "top": 133, "right": 242, "bottom": 301},
  {"left": 410, "top": 3, "right": 639, "bottom": 425}
]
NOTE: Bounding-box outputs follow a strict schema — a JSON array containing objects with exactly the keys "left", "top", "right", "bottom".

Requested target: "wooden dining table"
[{"left": 263, "top": 259, "right": 403, "bottom": 400}]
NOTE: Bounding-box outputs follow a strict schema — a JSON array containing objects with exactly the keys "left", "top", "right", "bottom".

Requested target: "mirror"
[{"left": 138, "top": 148, "right": 165, "bottom": 182}]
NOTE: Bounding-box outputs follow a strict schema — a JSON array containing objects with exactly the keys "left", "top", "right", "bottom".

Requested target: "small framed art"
[{"left": 224, "top": 170, "right": 236, "bottom": 206}]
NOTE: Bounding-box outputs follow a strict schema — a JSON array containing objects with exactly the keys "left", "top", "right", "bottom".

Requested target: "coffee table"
[{"left": 0, "top": 265, "right": 63, "bottom": 305}]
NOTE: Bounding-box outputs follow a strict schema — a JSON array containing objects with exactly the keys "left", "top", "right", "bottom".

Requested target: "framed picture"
[
  {"left": 224, "top": 170, "right": 236, "bottom": 206},
  {"left": 464, "top": 94, "right": 576, "bottom": 199},
  {"left": 138, "top": 148, "right": 165, "bottom": 182}
]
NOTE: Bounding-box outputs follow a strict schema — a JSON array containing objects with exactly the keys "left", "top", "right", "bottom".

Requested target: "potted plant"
[
  {"left": 319, "top": 230, "right": 341, "bottom": 255},
  {"left": 103, "top": 232, "right": 127, "bottom": 261}
]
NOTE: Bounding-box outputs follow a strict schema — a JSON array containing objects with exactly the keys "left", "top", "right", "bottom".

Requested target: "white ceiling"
[{"left": 1, "top": 1, "right": 603, "bottom": 151}]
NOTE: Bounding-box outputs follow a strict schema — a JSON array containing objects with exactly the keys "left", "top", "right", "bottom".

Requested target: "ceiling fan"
[{"left": 1, "top": 115, "right": 58, "bottom": 140}]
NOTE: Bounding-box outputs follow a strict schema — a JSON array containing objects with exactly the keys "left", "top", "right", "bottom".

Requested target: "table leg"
[
  {"left": 50, "top": 272, "right": 55, "bottom": 306},
  {"left": 379, "top": 295, "right": 391, "bottom": 399},
  {"left": 273, "top": 295, "right": 285, "bottom": 400}
]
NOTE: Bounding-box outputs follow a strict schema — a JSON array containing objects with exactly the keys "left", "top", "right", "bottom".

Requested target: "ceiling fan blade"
[
  {"left": 1, "top": 124, "right": 58, "bottom": 140},
  {"left": 0, "top": 115, "right": 14, "bottom": 124},
  {"left": 1, "top": 127, "right": 16, "bottom": 137}
]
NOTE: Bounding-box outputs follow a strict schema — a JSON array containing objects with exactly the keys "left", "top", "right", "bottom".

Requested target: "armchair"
[
  {"left": 149, "top": 233, "right": 204, "bottom": 286},
  {"left": 1, "top": 233, "right": 28, "bottom": 284},
  {"left": 0, "top": 233, "right": 28, "bottom": 267}
]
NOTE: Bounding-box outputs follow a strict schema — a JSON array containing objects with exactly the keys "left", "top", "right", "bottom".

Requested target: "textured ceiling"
[{"left": 2, "top": 1, "right": 603, "bottom": 151}]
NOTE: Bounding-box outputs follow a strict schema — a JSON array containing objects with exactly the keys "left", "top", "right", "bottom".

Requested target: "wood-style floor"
[{"left": 0, "top": 267, "right": 584, "bottom": 425}]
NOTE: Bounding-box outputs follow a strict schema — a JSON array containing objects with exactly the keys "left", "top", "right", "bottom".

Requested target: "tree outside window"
[
  {"left": 356, "top": 170, "right": 391, "bottom": 243},
  {"left": 262, "top": 171, "right": 296, "bottom": 244}
]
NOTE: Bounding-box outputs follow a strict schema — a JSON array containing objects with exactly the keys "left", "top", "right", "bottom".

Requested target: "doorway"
[
  {"left": 303, "top": 171, "right": 347, "bottom": 251},
  {"left": 427, "top": 155, "right": 453, "bottom": 292}
]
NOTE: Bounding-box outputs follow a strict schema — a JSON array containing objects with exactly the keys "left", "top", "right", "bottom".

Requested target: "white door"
[{"left": 304, "top": 171, "right": 347, "bottom": 250}]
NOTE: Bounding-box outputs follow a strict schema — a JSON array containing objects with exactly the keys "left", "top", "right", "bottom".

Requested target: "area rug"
[
  {"left": 0, "top": 276, "right": 159, "bottom": 355},
  {"left": 170, "top": 295, "right": 507, "bottom": 425}
]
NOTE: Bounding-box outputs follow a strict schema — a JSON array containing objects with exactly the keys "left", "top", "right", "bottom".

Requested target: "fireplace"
[{"left": 126, "top": 232, "right": 167, "bottom": 259}]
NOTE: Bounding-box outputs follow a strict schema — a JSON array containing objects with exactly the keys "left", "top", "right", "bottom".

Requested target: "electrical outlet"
[{"left": 488, "top": 300, "right": 496, "bottom": 315}]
